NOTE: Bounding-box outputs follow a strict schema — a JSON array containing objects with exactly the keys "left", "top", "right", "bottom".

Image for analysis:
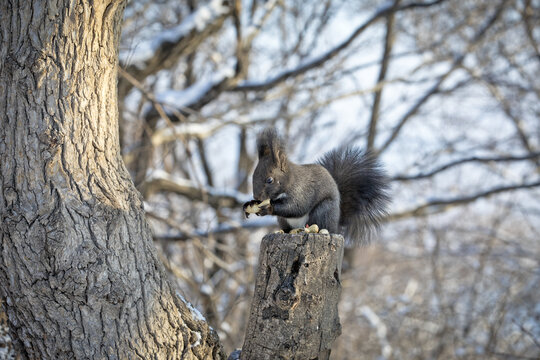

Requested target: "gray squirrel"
[{"left": 243, "top": 128, "right": 390, "bottom": 245}]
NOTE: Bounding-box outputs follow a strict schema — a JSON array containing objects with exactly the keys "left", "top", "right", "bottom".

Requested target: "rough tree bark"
[
  {"left": 0, "top": 1, "right": 224, "bottom": 359},
  {"left": 240, "top": 233, "right": 344, "bottom": 360}
]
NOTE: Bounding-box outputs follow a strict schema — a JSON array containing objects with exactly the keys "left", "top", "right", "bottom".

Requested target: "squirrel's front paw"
[
  {"left": 243, "top": 199, "right": 272, "bottom": 217},
  {"left": 243, "top": 200, "right": 259, "bottom": 218}
]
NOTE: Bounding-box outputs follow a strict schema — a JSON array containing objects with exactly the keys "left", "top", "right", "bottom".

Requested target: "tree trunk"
[
  {"left": 0, "top": 1, "right": 224, "bottom": 359},
  {"left": 240, "top": 233, "right": 344, "bottom": 360}
]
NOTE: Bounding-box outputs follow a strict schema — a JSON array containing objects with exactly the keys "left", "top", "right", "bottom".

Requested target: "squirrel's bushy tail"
[{"left": 319, "top": 147, "right": 390, "bottom": 245}]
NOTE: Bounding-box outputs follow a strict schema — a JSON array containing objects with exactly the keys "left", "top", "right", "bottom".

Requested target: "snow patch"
[
  {"left": 145, "top": 66, "right": 234, "bottom": 116},
  {"left": 200, "top": 284, "right": 213, "bottom": 295},
  {"left": 190, "top": 331, "right": 202, "bottom": 348},
  {"left": 150, "top": 111, "right": 248, "bottom": 146},
  {"left": 176, "top": 291, "right": 207, "bottom": 322},
  {"left": 145, "top": 169, "right": 195, "bottom": 188}
]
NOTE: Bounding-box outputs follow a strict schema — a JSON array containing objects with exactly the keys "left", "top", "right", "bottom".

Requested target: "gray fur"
[
  {"left": 249, "top": 128, "right": 390, "bottom": 245},
  {"left": 319, "top": 147, "right": 390, "bottom": 244}
]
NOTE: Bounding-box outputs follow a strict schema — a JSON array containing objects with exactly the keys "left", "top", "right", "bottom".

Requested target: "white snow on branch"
[
  {"left": 121, "top": 0, "right": 229, "bottom": 65},
  {"left": 190, "top": 331, "right": 202, "bottom": 348},
  {"left": 152, "top": 121, "right": 223, "bottom": 145},
  {"left": 145, "top": 169, "right": 196, "bottom": 188},
  {"left": 156, "top": 67, "right": 234, "bottom": 109},
  {"left": 176, "top": 291, "right": 207, "bottom": 322},
  {"left": 151, "top": 115, "right": 250, "bottom": 146},
  {"left": 140, "top": 65, "right": 234, "bottom": 119}
]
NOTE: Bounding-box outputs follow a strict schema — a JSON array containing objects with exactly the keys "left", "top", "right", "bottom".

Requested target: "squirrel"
[{"left": 243, "top": 128, "right": 390, "bottom": 245}]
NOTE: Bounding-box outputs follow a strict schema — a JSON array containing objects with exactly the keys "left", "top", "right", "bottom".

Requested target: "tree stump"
[{"left": 240, "top": 233, "right": 344, "bottom": 360}]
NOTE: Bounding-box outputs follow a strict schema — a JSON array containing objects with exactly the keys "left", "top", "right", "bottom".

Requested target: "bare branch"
[
  {"left": 141, "top": 2, "right": 282, "bottom": 121},
  {"left": 389, "top": 179, "right": 540, "bottom": 220},
  {"left": 150, "top": 117, "right": 258, "bottom": 146},
  {"left": 376, "top": 59, "right": 462, "bottom": 154},
  {"left": 118, "top": 67, "right": 204, "bottom": 187},
  {"left": 474, "top": 72, "right": 540, "bottom": 169},
  {"left": 230, "top": 0, "right": 449, "bottom": 92},
  {"left": 140, "top": 172, "right": 249, "bottom": 209},
  {"left": 119, "top": 1, "right": 231, "bottom": 98},
  {"left": 521, "top": 0, "right": 540, "bottom": 61},
  {"left": 377, "top": 0, "right": 510, "bottom": 154},
  {"left": 367, "top": 0, "right": 399, "bottom": 150},
  {"left": 196, "top": 138, "right": 214, "bottom": 187},
  {"left": 392, "top": 152, "right": 540, "bottom": 181},
  {"left": 151, "top": 217, "right": 277, "bottom": 242}
]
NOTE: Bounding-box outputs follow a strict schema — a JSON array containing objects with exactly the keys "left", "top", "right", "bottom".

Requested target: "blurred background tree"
[{"left": 115, "top": 0, "right": 539, "bottom": 358}]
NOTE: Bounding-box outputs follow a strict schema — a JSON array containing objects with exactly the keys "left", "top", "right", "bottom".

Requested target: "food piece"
[
  {"left": 289, "top": 228, "right": 305, "bottom": 234},
  {"left": 290, "top": 224, "right": 319, "bottom": 234},
  {"left": 244, "top": 198, "right": 271, "bottom": 215}
]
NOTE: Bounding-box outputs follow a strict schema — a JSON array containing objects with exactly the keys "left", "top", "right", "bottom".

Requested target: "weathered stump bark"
[{"left": 240, "top": 233, "right": 344, "bottom": 360}]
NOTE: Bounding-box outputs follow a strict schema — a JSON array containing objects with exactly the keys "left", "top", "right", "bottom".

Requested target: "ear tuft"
[
  {"left": 258, "top": 144, "right": 271, "bottom": 158},
  {"left": 256, "top": 128, "right": 287, "bottom": 166}
]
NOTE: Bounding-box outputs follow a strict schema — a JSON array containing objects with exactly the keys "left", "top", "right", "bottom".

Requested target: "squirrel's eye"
[{"left": 266, "top": 177, "right": 274, "bottom": 184}]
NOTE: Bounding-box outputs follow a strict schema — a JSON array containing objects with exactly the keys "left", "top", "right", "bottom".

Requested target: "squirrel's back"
[{"left": 319, "top": 147, "right": 390, "bottom": 244}]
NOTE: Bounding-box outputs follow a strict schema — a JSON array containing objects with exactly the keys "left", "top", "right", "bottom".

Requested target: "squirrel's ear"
[
  {"left": 257, "top": 128, "right": 279, "bottom": 160},
  {"left": 258, "top": 144, "right": 287, "bottom": 170},
  {"left": 257, "top": 127, "right": 288, "bottom": 169},
  {"left": 275, "top": 149, "right": 288, "bottom": 171}
]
